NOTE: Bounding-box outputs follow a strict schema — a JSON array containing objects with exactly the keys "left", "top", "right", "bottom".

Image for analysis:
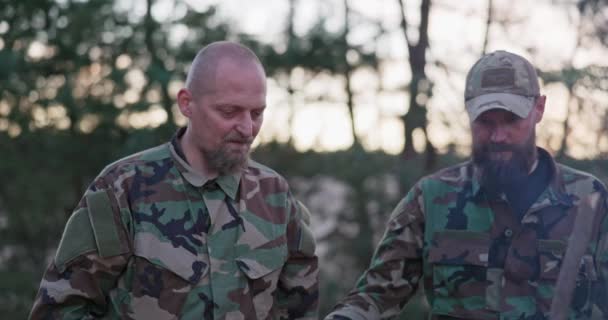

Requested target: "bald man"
[{"left": 29, "top": 41, "right": 319, "bottom": 320}]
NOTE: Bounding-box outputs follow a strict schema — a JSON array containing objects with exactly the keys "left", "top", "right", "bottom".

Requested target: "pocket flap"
[
  {"left": 538, "top": 239, "right": 567, "bottom": 254},
  {"left": 236, "top": 245, "right": 287, "bottom": 280},
  {"left": 537, "top": 239, "right": 598, "bottom": 280},
  {"left": 537, "top": 239, "right": 566, "bottom": 279},
  {"left": 428, "top": 230, "right": 490, "bottom": 266},
  {"left": 134, "top": 232, "right": 209, "bottom": 284}
]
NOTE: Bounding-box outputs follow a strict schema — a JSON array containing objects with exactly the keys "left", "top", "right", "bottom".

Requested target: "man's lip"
[
  {"left": 226, "top": 141, "right": 251, "bottom": 148},
  {"left": 489, "top": 151, "right": 512, "bottom": 160}
]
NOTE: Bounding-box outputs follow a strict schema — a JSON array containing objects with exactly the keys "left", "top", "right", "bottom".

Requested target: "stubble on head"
[{"left": 186, "top": 41, "right": 265, "bottom": 99}]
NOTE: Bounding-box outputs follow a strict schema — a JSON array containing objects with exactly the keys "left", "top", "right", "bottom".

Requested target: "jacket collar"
[
  {"left": 470, "top": 147, "right": 572, "bottom": 209},
  {"left": 169, "top": 128, "right": 240, "bottom": 200}
]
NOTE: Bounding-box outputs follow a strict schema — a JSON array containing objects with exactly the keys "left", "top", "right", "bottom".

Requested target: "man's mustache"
[
  {"left": 224, "top": 132, "right": 253, "bottom": 144},
  {"left": 483, "top": 143, "right": 518, "bottom": 153}
]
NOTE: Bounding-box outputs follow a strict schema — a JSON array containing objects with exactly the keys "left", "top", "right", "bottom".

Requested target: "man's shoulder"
[
  {"left": 99, "top": 143, "right": 171, "bottom": 179},
  {"left": 419, "top": 161, "right": 474, "bottom": 190},
  {"left": 244, "top": 159, "right": 289, "bottom": 189},
  {"left": 245, "top": 159, "right": 285, "bottom": 178},
  {"left": 555, "top": 162, "right": 607, "bottom": 196}
]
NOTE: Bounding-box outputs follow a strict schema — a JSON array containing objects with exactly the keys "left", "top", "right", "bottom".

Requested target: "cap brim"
[{"left": 465, "top": 93, "right": 535, "bottom": 120}]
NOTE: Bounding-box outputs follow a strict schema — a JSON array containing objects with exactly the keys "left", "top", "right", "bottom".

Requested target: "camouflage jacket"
[
  {"left": 327, "top": 148, "right": 608, "bottom": 320},
  {"left": 30, "top": 141, "right": 319, "bottom": 320}
]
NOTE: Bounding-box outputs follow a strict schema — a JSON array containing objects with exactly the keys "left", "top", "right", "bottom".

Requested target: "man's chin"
[
  {"left": 226, "top": 150, "right": 249, "bottom": 163},
  {"left": 228, "top": 154, "right": 249, "bottom": 166},
  {"left": 478, "top": 159, "right": 529, "bottom": 192},
  {"left": 488, "top": 151, "right": 513, "bottom": 162},
  {"left": 203, "top": 147, "right": 250, "bottom": 175},
  {"left": 226, "top": 143, "right": 250, "bottom": 153}
]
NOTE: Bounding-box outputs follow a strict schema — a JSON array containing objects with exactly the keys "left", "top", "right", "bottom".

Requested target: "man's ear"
[
  {"left": 177, "top": 88, "right": 193, "bottom": 118},
  {"left": 533, "top": 95, "right": 546, "bottom": 124}
]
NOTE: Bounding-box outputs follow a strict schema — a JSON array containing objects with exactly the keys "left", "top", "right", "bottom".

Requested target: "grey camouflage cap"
[{"left": 465, "top": 50, "right": 540, "bottom": 120}]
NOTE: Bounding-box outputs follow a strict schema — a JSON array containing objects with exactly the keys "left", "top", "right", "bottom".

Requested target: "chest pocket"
[
  {"left": 427, "top": 230, "right": 494, "bottom": 320},
  {"left": 133, "top": 232, "right": 210, "bottom": 284},
  {"left": 236, "top": 243, "right": 287, "bottom": 320},
  {"left": 537, "top": 239, "right": 598, "bottom": 315},
  {"left": 538, "top": 239, "right": 598, "bottom": 281},
  {"left": 120, "top": 232, "right": 210, "bottom": 319}
]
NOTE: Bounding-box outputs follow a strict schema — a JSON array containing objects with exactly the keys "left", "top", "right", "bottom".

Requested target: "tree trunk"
[
  {"left": 286, "top": 0, "right": 296, "bottom": 146},
  {"left": 144, "top": 0, "right": 175, "bottom": 130},
  {"left": 557, "top": 89, "right": 577, "bottom": 159},
  {"left": 398, "top": 0, "right": 435, "bottom": 167},
  {"left": 482, "top": 0, "right": 493, "bottom": 55},
  {"left": 343, "top": 0, "right": 359, "bottom": 147}
]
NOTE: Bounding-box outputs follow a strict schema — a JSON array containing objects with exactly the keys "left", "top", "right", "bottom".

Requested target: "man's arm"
[
  {"left": 29, "top": 183, "right": 131, "bottom": 320},
  {"left": 275, "top": 196, "right": 319, "bottom": 320},
  {"left": 325, "top": 184, "right": 425, "bottom": 320},
  {"left": 593, "top": 193, "right": 608, "bottom": 319}
]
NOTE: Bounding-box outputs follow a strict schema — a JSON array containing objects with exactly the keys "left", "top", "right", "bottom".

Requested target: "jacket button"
[{"left": 504, "top": 228, "right": 513, "bottom": 237}]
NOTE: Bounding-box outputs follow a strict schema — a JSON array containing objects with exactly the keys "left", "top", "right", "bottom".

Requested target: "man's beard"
[
  {"left": 203, "top": 132, "right": 253, "bottom": 175},
  {"left": 472, "top": 135, "right": 536, "bottom": 197}
]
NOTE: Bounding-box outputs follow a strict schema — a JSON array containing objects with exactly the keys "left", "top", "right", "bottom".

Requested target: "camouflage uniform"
[
  {"left": 30, "top": 134, "right": 319, "bottom": 320},
  {"left": 326, "top": 148, "right": 608, "bottom": 319}
]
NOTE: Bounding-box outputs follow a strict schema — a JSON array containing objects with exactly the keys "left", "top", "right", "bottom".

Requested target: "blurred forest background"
[{"left": 2, "top": 0, "right": 608, "bottom": 318}]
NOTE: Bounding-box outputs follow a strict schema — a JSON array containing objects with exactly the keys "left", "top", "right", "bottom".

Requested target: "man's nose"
[
  {"left": 235, "top": 113, "right": 253, "bottom": 137},
  {"left": 490, "top": 126, "right": 507, "bottom": 143}
]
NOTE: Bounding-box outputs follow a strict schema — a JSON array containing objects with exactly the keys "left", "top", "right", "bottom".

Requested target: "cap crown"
[{"left": 465, "top": 50, "right": 539, "bottom": 101}]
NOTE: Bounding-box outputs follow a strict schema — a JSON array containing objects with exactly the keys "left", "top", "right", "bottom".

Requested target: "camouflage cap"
[{"left": 465, "top": 50, "right": 540, "bottom": 120}]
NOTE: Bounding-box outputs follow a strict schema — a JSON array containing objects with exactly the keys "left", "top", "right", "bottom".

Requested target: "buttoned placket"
[
  {"left": 200, "top": 179, "right": 249, "bottom": 319},
  {"left": 481, "top": 185, "right": 573, "bottom": 316}
]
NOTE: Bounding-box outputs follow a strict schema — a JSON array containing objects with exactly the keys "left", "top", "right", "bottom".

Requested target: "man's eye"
[
  {"left": 476, "top": 118, "right": 492, "bottom": 126},
  {"left": 220, "top": 108, "right": 236, "bottom": 117},
  {"left": 251, "top": 110, "right": 263, "bottom": 118},
  {"left": 505, "top": 114, "right": 521, "bottom": 124}
]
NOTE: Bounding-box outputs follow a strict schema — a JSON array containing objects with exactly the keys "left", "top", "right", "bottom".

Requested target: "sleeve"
[
  {"left": 325, "top": 183, "right": 426, "bottom": 320},
  {"left": 275, "top": 194, "right": 319, "bottom": 320},
  {"left": 29, "top": 178, "right": 132, "bottom": 320},
  {"left": 593, "top": 190, "right": 608, "bottom": 318}
]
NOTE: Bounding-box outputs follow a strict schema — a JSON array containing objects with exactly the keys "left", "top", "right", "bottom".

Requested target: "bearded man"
[
  {"left": 326, "top": 50, "right": 608, "bottom": 320},
  {"left": 30, "top": 41, "right": 318, "bottom": 320}
]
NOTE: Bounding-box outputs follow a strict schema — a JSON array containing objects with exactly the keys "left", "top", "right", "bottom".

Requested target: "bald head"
[{"left": 185, "top": 41, "right": 265, "bottom": 99}]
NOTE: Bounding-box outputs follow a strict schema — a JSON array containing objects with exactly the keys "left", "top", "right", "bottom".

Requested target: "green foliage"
[
  {"left": 539, "top": 65, "right": 608, "bottom": 91},
  {"left": 576, "top": 0, "right": 608, "bottom": 46}
]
